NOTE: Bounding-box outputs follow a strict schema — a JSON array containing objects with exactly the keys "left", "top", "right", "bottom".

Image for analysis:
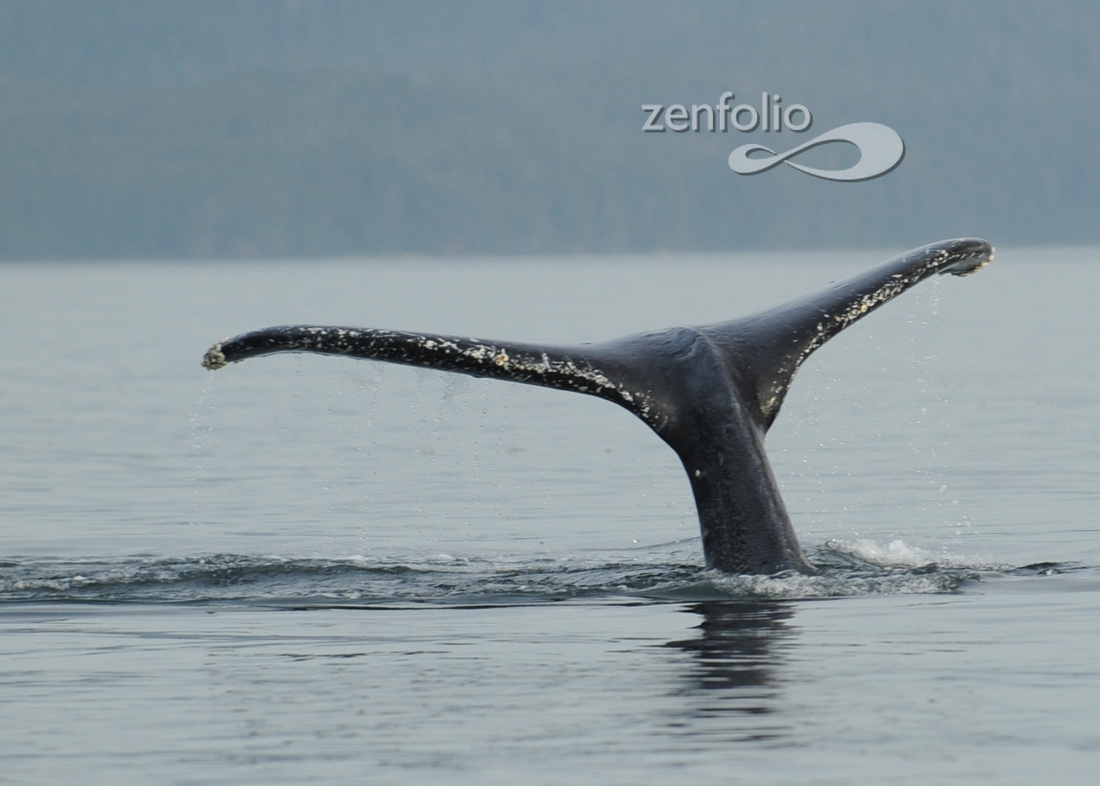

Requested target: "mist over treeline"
[{"left": 1, "top": 0, "right": 1096, "bottom": 259}]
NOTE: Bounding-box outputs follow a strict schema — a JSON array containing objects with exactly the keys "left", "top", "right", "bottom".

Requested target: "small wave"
[{"left": 0, "top": 540, "right": 1038, "bottom": 607}]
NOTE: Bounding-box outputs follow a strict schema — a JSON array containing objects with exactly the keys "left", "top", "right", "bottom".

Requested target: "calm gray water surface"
[{"left": 2, "top": 248, "right": 1098, "bottom": 784}]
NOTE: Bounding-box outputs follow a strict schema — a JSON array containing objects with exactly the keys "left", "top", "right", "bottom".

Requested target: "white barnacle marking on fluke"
[
  {"left": 461, "top": 343, "right": 491, "bottom": 362},
  {"left": 957, "top": 251, "right": 992, "bottom": 276},
  {"left": 202, "top": 343, "right": 228, "bottom": 370}
]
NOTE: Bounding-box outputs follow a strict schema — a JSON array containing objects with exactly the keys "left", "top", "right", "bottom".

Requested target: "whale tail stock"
[{"left": 203, "top": 238, "right": 993, "bottom": 575}]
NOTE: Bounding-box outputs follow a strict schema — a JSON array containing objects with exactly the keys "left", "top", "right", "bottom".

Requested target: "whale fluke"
[{"left": 203, "top": 238, "right": 992, "bottom": 575}]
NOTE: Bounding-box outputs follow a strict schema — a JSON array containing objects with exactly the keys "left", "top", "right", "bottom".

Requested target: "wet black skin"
[{"left": 203, "top": 238, "right": 993, "bottom": 575}]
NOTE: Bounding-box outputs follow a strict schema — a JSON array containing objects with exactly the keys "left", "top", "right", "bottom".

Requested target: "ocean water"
[{"left": 2, "top": 246, "right": 1099, "bottom": 784}]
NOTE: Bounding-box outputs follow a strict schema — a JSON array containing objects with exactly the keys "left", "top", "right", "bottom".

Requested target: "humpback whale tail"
[{"left": 203, "top": 238, "right": 992, "bottom": 575}]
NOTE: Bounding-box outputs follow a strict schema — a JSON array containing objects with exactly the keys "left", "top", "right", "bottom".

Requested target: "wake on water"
[{"left": 0, "top": 540, "right": 1069, "bottom": 607}]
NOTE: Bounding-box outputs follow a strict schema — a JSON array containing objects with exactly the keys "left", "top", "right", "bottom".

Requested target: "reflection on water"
[{"left": 665, "top": 601, "right": 798, "bottom": 742}]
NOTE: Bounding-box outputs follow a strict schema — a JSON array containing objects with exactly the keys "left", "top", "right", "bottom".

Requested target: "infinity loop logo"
[
  {"left": 727, "top": 122, "right": 905, "bottom": 182},
  {"left": 641, "top": 93, "right": 905, "bottom": 183}
]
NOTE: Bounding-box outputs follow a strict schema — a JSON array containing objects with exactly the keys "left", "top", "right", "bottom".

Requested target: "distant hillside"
[{"left": 1, "top": 0, "right": 1097, "bottom": 258}]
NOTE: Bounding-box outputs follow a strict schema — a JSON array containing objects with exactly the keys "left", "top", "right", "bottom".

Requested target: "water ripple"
[{"left": 1, "top": 541, "right": 1073, "bottom": 607}]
